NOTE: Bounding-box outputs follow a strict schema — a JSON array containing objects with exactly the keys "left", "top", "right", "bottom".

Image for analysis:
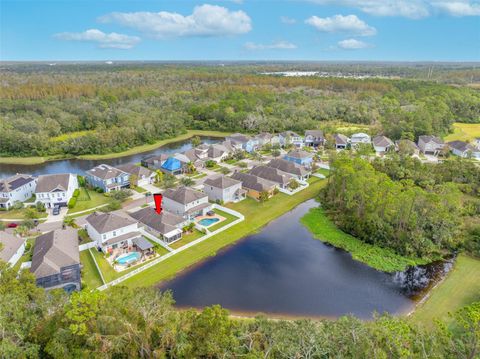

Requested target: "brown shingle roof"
[
  {"left": 130, "top": 207, "right": 184, "bottom": 235},
  {"left": 204, "top": 175, "right": 241, "bottom": 189},
  {"left": 116, "top": 164, "right": 153, "bottom": 178},
  {"left": 86, "top": 164, "right": 127, "bottom": 180},
  {"left": 231, "top": 172, "right": 276, "bottom": 192},
  {"left": 36, "top": 174, "right": 72, "bottom": 193},
  {"left": 0, "top": 231, "right": 25, "bottom": 263},
  {"left": 334, "top": 134, "right": 350, "bottom": 145},
  {"left": 163, "top": 186, "right": 207, "bottom": 205},
  {"left": 86, "top": 212, "right": 137, "bottom": 234},
  {"left": 248, "top": 166, "right": 293, "bottom": 186},
  {"left": 286, "top": 149, "right": 313, "bottom": 159},
  {"left": 267, "top": 159, "right": 309, "bottom": 178},
  {"left": 373, "top": 135, "right": 394, "bottom": 148}
]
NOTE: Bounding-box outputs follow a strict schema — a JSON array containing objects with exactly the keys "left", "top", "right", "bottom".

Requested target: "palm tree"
[{"left": 155, "top": 170, "right": 164, "bottom": 184}]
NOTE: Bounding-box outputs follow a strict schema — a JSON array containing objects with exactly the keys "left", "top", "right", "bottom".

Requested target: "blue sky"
[{"left": 1, "top": 0, "right": 479, "bottom": 61}]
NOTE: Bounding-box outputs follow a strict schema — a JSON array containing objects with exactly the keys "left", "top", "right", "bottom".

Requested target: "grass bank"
[
  {"left": 444, "top": 122, "right": 480, "bottom": 142},
  {"left": 0, "top": 130, "right": 232, "bottom": 165},
  {"left": 119, "top": 177, "right": 326, "bottom": 288},
  {"left": 301, "top": 207, "right": 428, "bottom": 272},
  {"left": 411, "top": 254, "right": 480, "bottom": 326}
]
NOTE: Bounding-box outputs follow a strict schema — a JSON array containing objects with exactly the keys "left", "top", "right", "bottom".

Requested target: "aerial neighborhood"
[{"left": 1, "top": 129, "right": 479, "bottom": 293}]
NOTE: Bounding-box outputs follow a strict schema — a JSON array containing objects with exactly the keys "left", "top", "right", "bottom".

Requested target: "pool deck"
[{"left": 195, "top": 212, "right": 226, "bottom": 228}]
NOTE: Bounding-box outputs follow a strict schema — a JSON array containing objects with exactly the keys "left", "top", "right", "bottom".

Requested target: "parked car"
[
  {"left": 52, "top": 205, "right": 60, "bottom": 215},
  {"left": 7, "top": 222, "right": 18, "bottom": 228}
]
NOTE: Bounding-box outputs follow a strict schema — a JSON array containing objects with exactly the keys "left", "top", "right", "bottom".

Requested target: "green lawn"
[
  {"left": 119, "top": 177, "right": 326, "bottom": 288},
  {"left": 208, "top": 208, "right": 238, "bottom": 232},
  {"left": 132, "top": 186, "right": 147, "bottom": 194},
  {"left": 0, "top": 207, "right": 48, "bottom": 220},
  {"left": 444, "top": 122, "right": 480, "bottom": 142},
  {"left": 169, "top": 229, "right": 205, "bottom": 250},
  {"left": 315, "top": 168, "right": 330, "bottom": 177},
  {"left": 412, "top": 254, "right": 480, "bottom": 326},
  {"left": 80, "top": 250, "right": 104, "bottom": 289},
  {"left": 67, "top": 188, "right": 113, "bottom": 214},
  {"left": 78, "top": 229, "right": 92, "bottom": 245},
  {"left": 301, "top": 207, "right": 428, "bottom": 272}
]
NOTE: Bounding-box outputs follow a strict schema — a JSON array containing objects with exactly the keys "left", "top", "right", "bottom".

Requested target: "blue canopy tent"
[{"left": 161, "top": 156, "right": 183, "bottom": 175}]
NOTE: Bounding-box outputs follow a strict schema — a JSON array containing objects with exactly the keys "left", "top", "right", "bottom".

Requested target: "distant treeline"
[{"left": 0, "top": 65, "right": 479, "bottom": 157}]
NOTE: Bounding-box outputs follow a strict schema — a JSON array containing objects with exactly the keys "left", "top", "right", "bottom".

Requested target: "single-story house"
[
  {"left": 372, "top": 135, "right": 394, "bottom": 154},
  {"left": 35, "top": 173, "right": 78, "bottom": 209},
  {"left": 231, "top": 172, "right": 276, "bottom": 200},
  {"left": 0, "top": 231, "right": 26, "bottom": 266},
  {"left": 304, "top": 130, "right": 325, "bottom": 147},
  {"left": 334, "top": 134, "right": 350, "bottom": 150},
  {"left": 116, "top": 164, "right": 155, "bottom": 187},
  {"left": 130, "top": 206, "right": 187, "bottom": 243},
  {"left": 203, "top": 175, "right": 245, "bottom": 203},
  {"left": 0, "top": 174, "right": 37, "bottom": 210},
  {"left": 163, "top": 186, "right": 212, "bottom": 220},
  {"left": 448, "top": 140, "right": 480, "bottom": 159},
  {"left": 279, "top": 131, "right": 304, "bottom": 148},
  {"left": 183, "top": 148, "right": 206, "bottom": 169},
  {"left": 395, "top": 139, "right": 420, "bottom": 155},
  {"left": 418, "top": 135, "right": 445, "bottom": 155},
  {"left": 85, "top": 212, "right": 141, "bottom": 252},
  {"left": 248, "top": 166, "right": 293, "bottom": 189},
  {"left": 207, "top": 144, "right": 230, "bottom": 162},
  {"left": 350, "top": 133, "right": 371, "bottom": 148},
  {"left": 161, "top": 156, "right": 184, "bottom": 175},
  {"left": 284, "top": 150, "right": 314, "bottom": 167},
  {"left": 141, "top": 154, "right": 170, "bottom": 169},
  {"left": 30, "top": 228, "right": 80, "bottom": 292},
  {"left": 267, "top": 158, "right": 310, "bottom": 181},
  {"left": 86, "top": 164, "right": 130, "bottom": 193}
]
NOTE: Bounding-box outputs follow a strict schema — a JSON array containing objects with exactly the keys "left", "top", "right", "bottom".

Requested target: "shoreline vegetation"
[
  {"left": 0, "top": 130, "right": 232, "bottom": 165},
  {"left": 301, "top": 207, "right": 428, "bottom": 272}
]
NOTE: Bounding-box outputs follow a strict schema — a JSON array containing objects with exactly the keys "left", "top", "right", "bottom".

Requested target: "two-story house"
[
  {"left": 418, "top": 135, "right": 445, "bottom": 156},
  {"left": 30, "top": 228, "right": 80, "bottom": 292},
  {"left": 279, "top": 131, "right": 304, "bottom": 148},
  {"left": 116, "top": 164, "right": 155, "bottom": 187},
  {"left": 85, "top": 212, "right": 141, "bottom": 252},
  {"left": 35, "top": 173, "right": 78, "bottom": 209},
  {"left": 267, "top": 159, "right": 310, "bottom": 181},
  {"left": 226, "top": 133, "right": 259, "bottom": 153},
  {"left": 284, "top": 150, "right": 314, "bottom": 168},
  {"left": 255, "top": 133, "right": 280, "bottom": 148},
  {"left": 304, "top": 130, "right": 325, "bottom": 147},
  {"left": 85, "top": 164, "right": 130, "bottom": 193},
  {"left": 350, "top": 133, "right": 371, "bottom": 148},
  {"left": 163, "top": 186, "right": 212, "bottom": 220},
  {"left": 0, "top": 174, "right": 37, "bottom": 210},
  {"left": 203, "top": 175, "right": 245, "bottom": 203},
  {"left": 231, "top": 172, "right": 276, "bottom": 201}
]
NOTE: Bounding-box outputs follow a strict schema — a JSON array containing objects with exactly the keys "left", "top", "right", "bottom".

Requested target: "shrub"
[
  {"left": 238, "top": 162, "right": 248, "bottom": 168},
  {"left": 100, "top": 200, "right": 122, "bottom": 212},
  {"left": 205, "top": 160, "right": 216, "bottom": 168},
  {"left": 95, "top": 187, "right": 104, "bottom": 193},
  {"left": 110, "top": 189, "right": 132, "bottom": 202},
  {"left": 73, "top": 189, "right": 80, "bottom": 198},
  {"left": 68, "top": 197, "right": 77, "bottom": 209},
  {"left": 35, "top": 202, "right": 46, "bottom": 212},
  {"left": 12, "top": 201, "right": 24, "bottom": 210}
]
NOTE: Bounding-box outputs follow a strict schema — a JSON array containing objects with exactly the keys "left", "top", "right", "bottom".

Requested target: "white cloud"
[
  {"left": 280, "top": 16, "right": 297, "bottom": 24},
  {"left": 99, "top": 4, "right": 252, "bottom": 38},
  {"left": 337, "top": 38, "right": 373, "bottom": 49},
  {"left": 244, "top": 41, "right": 297, "bottom": 50},
  {"left": 307, "top": 0, "right": 480, "bottom": 18},
  {"left": 305, "top": 14, "right": 376, "bottom": 36},
  {"left": 54, "top": 29, "right": 140, "bottom": 49}
]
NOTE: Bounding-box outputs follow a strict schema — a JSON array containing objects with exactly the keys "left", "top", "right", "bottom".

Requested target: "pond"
[
  {"left": 160, "top": 199, "right": 449, "bottom": 319},
  {"left": 0, "top": 136, "right": 221, "bottom": 179}
]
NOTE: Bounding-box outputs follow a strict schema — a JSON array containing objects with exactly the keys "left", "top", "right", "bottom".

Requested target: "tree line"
[{"left": 1, "top": 262, "right": 478, "bottom": 358}]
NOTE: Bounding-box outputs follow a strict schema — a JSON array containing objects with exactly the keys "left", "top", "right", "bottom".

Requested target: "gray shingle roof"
[
  {"left": 0, "top": 174, "right": 36, "bottom": 193},
  {"left": 86, "top": 164, "right": 127, "bottom": 180},
  {"left": 267, "top": 159, "right": 309, "bottom": 177},
  {"left": 373, "top": 135, "right": 394, "bottom": 148},
  {"left": 133, "top": 236, "right": 154, "bottom": 251},
  {"left": 130, "top": 207, "right": 184, "bottom": 235},
  {"left": 231, "top": 172, "right": 276, "bottom": 192},
  {"left": 418, "top": 135, "right": 444, "bottom": 145},
  {"left": 286, "top": 150, "right": 313, "bottom": 159},
  {"left": 36, "top": 174, "right": 72, "bottom": 193},
  {"left": 30, "top": 228, "right": 79, "bottom": 278},
  {"left": 448, "top": 140, "right": 475, "bottom": 153},
  {"left": 116, "top": 164, "right": 153, "bottom": 178},
  {"left": 163, "top": 186, "right": 207, "bottom": 205},
  {"left": 280, "top": 130, "right": 301, "bottom": 138},
  {"left": 248, "top": 166, "right": 293, "bottom": 186},
  {"left": 86, "top": 212, "right": 137, "bottom": 234},
  {"left": 305, "top": 130, "right": 324, "bottom": 138},
  {"left": 335, "top": 134, "right": 350, "bottom": 145},
  {"left": 0, "top": 231, "right": 25, "bottom": 263},
  {"left": 204, "top": 175, "right": 241, "bottom": 189}
]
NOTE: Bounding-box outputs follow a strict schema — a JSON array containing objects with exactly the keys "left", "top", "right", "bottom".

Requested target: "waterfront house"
[
  {"left": 130, "top": 206, "right": 187, "bottom": 243},
  {"left": 334, "top": 134, "right": 350, "bottom": 149},
  {"left": 350, "top": 133, "right": 371, "bottom": 148},
  {"left": 30, "top": 228, "right": 80, "bottom": 292},
  {"left": 161, "top": 156, "right": 184, "bottom": 175},
  {"left": 0, "top": 231, "right": 25, "bottom": 266},
  {"left": 183, "top": 148, "right": 206, "bottom": 169},
  {"left": 141, "top": 154, "right": 170, "bottom": 169},
  {"left": 255, "top": 132, "right": 280, "bottom": 147},
  {"left": 448, "top": 140, "right": 480, "bottom": 159},
  {"left": 395, "top": 139, "right": 420, "bottom": 155},
  {"left": 207, "top": 143, "right": 230, "bottom": 162},
  {"left": 267, "top": 158, "right": 310, "bottom": 181},
  {"left": 163, "top": 186, "right": 212, "bottom": 220},
  {"left": 284, "top": 149, "right": 314, "bottom": 167},
  {"left": 0, "top": 174, "right": 37, "bottom": 210},
  {"left": 418, "top": 135, "right": 445, "bottom": 156},
  {"left": 85, "top": 164, "right": 130, "bottom": 192},
  {"left": 304, "top": 130, "right": 325, "bottom": 147},
  {"left": 279, "top": 131, "right": 304, "bottom": 148},
  {"left": 372, "top": 135, "right": 394, "bottom": 154},
  {"left": 248, "top": 166, "right": 293, "bottom": 189},
  {"left": 116, "top": 164, "right": 155, "bottom": 187},
  {"left": 226, "top": 133, "right": 259, "bottom": 153},
  {"left": 35, "top": 173, "right": 78, "bottom": 209},
  {"left": 203, "top": 175, "right": 245, "bottom": 203},
  {"left": 85, "top": 212, "right": 142, "bottom": 252},
  {"left": 231, "top": 172, "right": 276, "bottom": 200}
]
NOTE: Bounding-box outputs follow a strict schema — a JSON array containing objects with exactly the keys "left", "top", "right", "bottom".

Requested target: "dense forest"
[
  {"left": 321, "top": 154, "right": 480, "bottom": 261},
  {"left": 1, "top": 262, "right": 478, "bottom": 359},
  {"left": 0, "top": 63, "right": 479, "bottom": 157}
]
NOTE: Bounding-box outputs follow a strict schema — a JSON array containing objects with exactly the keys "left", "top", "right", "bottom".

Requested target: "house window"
[
  {"left": 103, "top": 234, "right": 106, "bottom": 240},
  {"left": 113, "top": 231, "right": 116, "bottom": 236}
]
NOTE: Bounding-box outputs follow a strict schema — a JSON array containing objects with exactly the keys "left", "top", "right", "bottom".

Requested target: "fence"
[{"left": 79, "top": 242, "right": 96, "bottom": 251}]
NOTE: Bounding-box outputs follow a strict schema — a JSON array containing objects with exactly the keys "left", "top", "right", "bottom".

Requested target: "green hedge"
[{"left": 67, "top": 197, "right": 77, "bottom": 209}]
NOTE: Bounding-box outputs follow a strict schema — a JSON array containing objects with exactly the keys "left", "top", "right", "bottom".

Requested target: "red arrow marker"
[{"left": 153, "top": 193, "right": 163, "bottom": 214}]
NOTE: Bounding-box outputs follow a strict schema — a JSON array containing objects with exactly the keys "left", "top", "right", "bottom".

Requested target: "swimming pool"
[
  {"left": 198, "top": 217, "right": 220, "bottom": 227},
  {"left": 116, "top": 252, "right": 141, "bottom": 265}
]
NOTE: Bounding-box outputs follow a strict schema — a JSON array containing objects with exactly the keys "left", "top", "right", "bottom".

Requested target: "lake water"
[
  {"left": 160, "top": 199, "right": 443, "bottom": 319},
  {"left": 0, "top": 137, "right": 221, "bottom": 178}
]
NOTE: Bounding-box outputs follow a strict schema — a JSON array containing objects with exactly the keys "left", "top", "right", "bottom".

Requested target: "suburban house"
[
  {"left": 255, "top": 133, "right": 280, "bottom": 147},
  {"left": 418, "top": 135, "right": 445, "bottom": 155},
  {"left": 448, "top": 140, "right": 480, "bottom": 159},
  {"left": 350, "top": 133, "right": 371, "bottom": 148},
  {"left": 372, "top": 135, "right": 395, "bottom": 154},
  {"left": 163, "top": 186, "right": 212, "bottom": 220},
  {"left": 85, "top": 212, "right": 141, "bottom": 252},
  {"left": 183, "top": 148, "right": 206, "bottom": 169},
  {"left": 248, "top": 166, "right": 293, "bottom": 189},
  {"left": 395, "top": 139, "right": 420, "bottom": 155},
  {"left": 231, "top": 172, "right": 276, "bottom": 200},
  {"left": 30, "top": 228, "right": 80, "bottom": 292},
  {"left": 304, "top": 130, "right": 325, "bottom": 147},
  {"left": 267, "top": 158, "right": 310, "bottom": 181},
  {"left": 207, "top": 143, "right": 230, "bottom": 162},
  {"left": 203, "top": 175, "right": 245, "bottom": 203},
  {"left": 335, "top": 134, "right": 350, "bottom": 149},
  {"left": 35, "top": 173, "right": 78, "bottom": 209},
  {"left": 475, "top": 138, "right": 480, "bottom": 148},
  {"left": 0, "top": 231, "right": 25, "bottom": 266},
  {"left": 0, "top": 173, "right": 37, "bottom": 210},
  {"left": 161, "top": 156, "right": 184, "bottom": 175},
  {"left": 284, "top": 150, "right": 314, "bottom": 167},
  {"left": 226, "top": 133, "right": 259, "bottom": 153},
  {"left": 130, "top": 206, "right": 187, "bottom": 243},
  {"left": 141, "top": 154, "right": 170, "bottom": 169},
  {"left": 279, "top": 131, "right": 304, "bottom": 148},
  {"left": 116, "top": 164, "right": 155, "bottom": 187},
  {"left": 85, "top": 164, "right": 130, "bottom": 192}
]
